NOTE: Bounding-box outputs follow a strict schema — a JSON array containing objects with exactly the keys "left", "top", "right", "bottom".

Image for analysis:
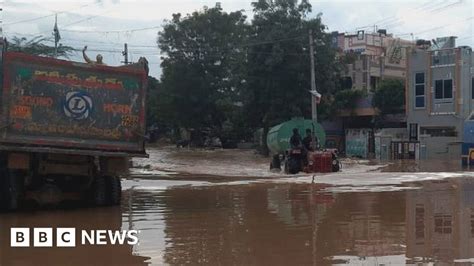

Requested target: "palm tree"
[{"left": 7, "top": 35, "right": 75, "bottom": 58}]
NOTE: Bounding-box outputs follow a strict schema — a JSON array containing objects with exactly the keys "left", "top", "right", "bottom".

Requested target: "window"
[
  {"left": 432, "top": 50, "right": 455, "bottom": 66},
  {"left": 409, "top": 123, "right": 418, "bottom": 141},
  {"left": 415, "top": 205, "right": 425, "bottom": 240},
  {"left": 421, "top": 127, "right": 457, "bottom": 137},
  {"left": 471, "top": 209, "right": 474, "bottom": 237},
  {"left": 434, "top": 214, "right": 452, "bottom": 234},
  {"left": 415, "top": 72, "right": 425, "bottom": 108},
  {"left": 370, "top": 76, "right": 378, "bottom": 91},
  {"left": 444, "top": 80, "right": 453, "bottom": 98},
  {"left": 472, "top": 77, "right": 474, "bottom": 99},
  {"left": 434, "top": 79, "right": 453, "bottom": 100}
]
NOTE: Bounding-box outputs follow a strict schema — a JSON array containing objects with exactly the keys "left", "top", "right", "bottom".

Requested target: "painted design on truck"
[
  {"left": 34, "top": 70, "right": 127, "bottom": 90},
  {"left": 3, "top": 54, "right": 145, "bottom": 148},
  {"left": 63, "top": 91, "right": 93, "bottom": 120}
]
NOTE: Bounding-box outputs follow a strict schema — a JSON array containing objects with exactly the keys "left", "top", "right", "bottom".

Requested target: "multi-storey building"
[
  {"left": 334, "top": 30, "right": 413, "bottom": 93},
  {"left": 406, "top": 36, "right": 474, "bottom": 159},
  {"left": 324, "top": 30, "right": 413, "bottom": 158}
]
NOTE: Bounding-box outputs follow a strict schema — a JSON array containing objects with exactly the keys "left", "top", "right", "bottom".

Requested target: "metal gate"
[{"left": 391, "top": 141, "right": 419, "bottom": 160}]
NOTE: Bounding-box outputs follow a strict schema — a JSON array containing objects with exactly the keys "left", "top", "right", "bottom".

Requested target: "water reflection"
[
  {"left": 405, "top": 178, "right": 474, "bottom": 264},
  {"left": 158, "top": 183, "right": 407, "bottom": 265},
  {"left": 158, "top": 178, "right": 474, "bottom": 265},
  {"left": 1, "top": 177, "right": 474, "bottom": 265},
  {"left": 0, "top": 205, "right": 149, "bottom": 265}
]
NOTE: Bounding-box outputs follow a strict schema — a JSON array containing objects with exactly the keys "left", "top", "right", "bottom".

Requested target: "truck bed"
[{"left": 0, "top": 52, "right": 148, "bottom": 157}]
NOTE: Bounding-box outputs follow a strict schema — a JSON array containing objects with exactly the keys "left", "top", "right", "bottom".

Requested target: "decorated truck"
[{"left": 0, "top": 40, "right": 148, "bottom": 210}]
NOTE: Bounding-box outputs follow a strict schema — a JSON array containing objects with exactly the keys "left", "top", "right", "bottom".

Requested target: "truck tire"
[
  {"left": 89, "top": 176, "right": 107, "bottom": 206},
  {"left": 0, "top": 171, "right": 21, "bottom": 211},
  {"left": 106, "top": 176, "right": 121, "bottom": 206}
]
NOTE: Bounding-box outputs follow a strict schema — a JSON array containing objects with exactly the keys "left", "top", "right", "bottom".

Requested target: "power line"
[
  {"left": 48, "top": 34, "right": 305, "bottom": 50},
  {"left": 62, "top": 11, "right": 109, "bottom": 28},
  {"left": 4, "top": 31, "right": 159, "bottom": 49},
  {"left": 351, "top": 0, "right": 466, "bottom": 33},
  {"left": 429, "top": 0, "right": 463, "bottom": 13},
  {"left": 3, "top": 32, "right": 307, "bottom": 56},
  {"left": 3, "top": 3, "right": 96, "bottom": 26},
  {"left": 395, "top": 16, "right": 474, "bottom": 37},
  {"left": 32, "top": 9, "right": 113, "bottom": 36},
  {"left": 61, "top": 25, "right": 161, "bottom": 34},
  {"left": 64, "top": 34, "right": 307, "bottom": 52},
  {"left": 61, "top": 37, "right": 157, "bottom": 48}
]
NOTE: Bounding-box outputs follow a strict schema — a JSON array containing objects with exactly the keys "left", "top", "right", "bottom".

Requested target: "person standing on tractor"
[
  {"left": 289, "top": 128, "right": 306, "bottom": 170},
  {"left": 303, "top": 129, "right": 313, "bottom": 151},
  {"left": 303, "top": 128, "right": 319, "bottom": 152},
  {"left": 290, "top": 128, "right": 303, "bottom": 149}
]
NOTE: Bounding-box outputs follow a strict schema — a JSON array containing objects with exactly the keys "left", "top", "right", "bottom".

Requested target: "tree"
[
  {"left": 331, "top": 89, "right": 365, "bottom": 116},
  {"left": 158, "top": 5, "right": 249, "bottom": 141},
  {"left": 7, "top": 36, "right": 75, "bottom": 58},
  {"left": 146, "top": 76, "right": 161, "bottom": 126},
  {"left": 372, "top": 79, "right": 405, "bottom": 115},
  {"left": 243, "top": 0, "right": 338, "bottom": 155}
]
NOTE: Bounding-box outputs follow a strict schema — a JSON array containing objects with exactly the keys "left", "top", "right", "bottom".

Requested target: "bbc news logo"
[{"left": 10, "top": 228, "right": 139, "bottom": 247}]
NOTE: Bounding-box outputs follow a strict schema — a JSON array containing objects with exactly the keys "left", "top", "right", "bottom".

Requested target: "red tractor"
[{"left": 280, "top": 148, "right": 340, "bottom": 174}]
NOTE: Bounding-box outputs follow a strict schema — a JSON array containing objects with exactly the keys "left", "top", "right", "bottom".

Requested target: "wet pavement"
[{"left": 1, "top": 147, "right": 474, "bottom": 265}]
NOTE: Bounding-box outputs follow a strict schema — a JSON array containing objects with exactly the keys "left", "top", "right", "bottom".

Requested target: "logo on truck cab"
[{"left": 64, "top": 91, "right": 93, "bottom": 120}]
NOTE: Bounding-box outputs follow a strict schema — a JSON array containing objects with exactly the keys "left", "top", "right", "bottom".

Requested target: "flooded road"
[{"left": 1, "top": 175, "right": 474, "bottom": 265}]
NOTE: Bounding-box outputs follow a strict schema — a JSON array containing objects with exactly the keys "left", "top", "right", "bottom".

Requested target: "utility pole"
[
  {"left": 122, "top": 43, "right": 128, "bottom": 65},
  {"left": 53, "top": 14, "right": 60, "bottom": 58},
  {"left": 0, "top": 8, "right": 3, "bottom": 38},
  {"left": 309, "top": 29, "right": 317, "bottom": 123}
]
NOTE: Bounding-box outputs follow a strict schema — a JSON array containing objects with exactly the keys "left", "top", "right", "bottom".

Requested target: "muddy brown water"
[{"left": 1, "top": 176, "right": 474, "bottom": 265}]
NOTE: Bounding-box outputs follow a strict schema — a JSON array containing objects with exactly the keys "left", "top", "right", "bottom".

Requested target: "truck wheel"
[
  {"left": 89, "top": 176, "right": 107, "bottom": 206},
  {"left": 106, "top": 176, "right": 121, "bottom": 206},
  {"left": 0, "top": 171, "right": 22, "bottom": 211}
]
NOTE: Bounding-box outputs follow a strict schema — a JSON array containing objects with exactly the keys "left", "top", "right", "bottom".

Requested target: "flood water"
[{"left": 1, "top": 175, "right": 474, "bottom": 265}]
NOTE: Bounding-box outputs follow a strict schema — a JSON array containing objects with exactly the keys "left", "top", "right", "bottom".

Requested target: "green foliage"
[
  {"left": 322, "top": 89, "right": 365, "bottom": 117},
  {"left": 8, "top": 36, "right": 75, "bottom": 58},
  {"left": 155, "top": 0, "right": 340, "bottom": 148},
  {"left": 239, "top": 0, "right": 340, "bottom": 154},
  {"left": 146, "top": 76, "right": 161, "bottom": 126},
  {"left": 158, "top": 5, "right": 248, "bottom": 132},
  {"left": 372, "top": 79, "right": 405, "bottom": 115},
  {"left": 333, "top": 89, "right": 365, "bottom": 110},
  {"left": 244, "top": 0, "right": 338, "bottom": 127}
]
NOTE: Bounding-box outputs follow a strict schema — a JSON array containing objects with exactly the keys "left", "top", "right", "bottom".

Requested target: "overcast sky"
[{"left": 1, "top": 0, "right": 473, "bottom": 78}]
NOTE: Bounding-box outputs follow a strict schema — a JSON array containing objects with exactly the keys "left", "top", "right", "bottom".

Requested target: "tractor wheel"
[
  {"left": 288, "top": 157, "right": 300, "bottom": 174},
  {"left": 332, "top": 159, "right": 341, "bottom": 172}
]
